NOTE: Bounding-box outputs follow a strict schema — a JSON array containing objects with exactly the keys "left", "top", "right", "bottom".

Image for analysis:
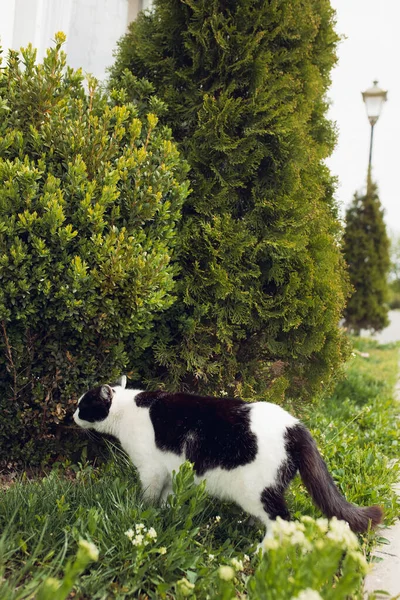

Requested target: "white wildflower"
[
  {"left": 135, "top": 523, "right": 146, "bottom": 533},
  {"left": 208, "top": 554, "right": 215, "bottom": 561},
  {"left": 125, "top": 528, "right": 135, "bottom": 540},
  {"left": 78, "top": 539, "right": 99, "bottom": 561},
  {"left": 177, "top": 577, "right": 195, "bottom": 596},
  {"left": 327, "top": 518, "right": 359, "bottom": 550},
  {"left": 300, "top": 515, "right": 314, "bottom": 524},
  {"left": 291, "top": 589, "right": 323, "bottom": 600},
  {"left": 215, "top": 515, "right": 221, "bottom": 523},
  {"left": 290, "top": 530, "right": 311, "bottom": 551},
  {"left": 263, "top": 538, "right": 279, "bottom": 551},
  {"left": 218, "top": 565, "right": 235, "bottom": 581},
  {"left": 230, "top": 557, "right": 244, "bottom": 571},
  {"left": 315, "top": 517, "right": 329, "bottom": 533},
  {"left": 243, "top": 554, "right": 250, "bottom": 562},
  {"left": 131, "top": 534, "right": 144, "bottom": 546},
  {"left": 147, "top": 527, "right": 157, "bottom": 540},
  {"left": 271, "top": 518, "right": 305, "bottom": 538},
  {"left": 158, "top": 547, "right": 167, "bottom": 555}
]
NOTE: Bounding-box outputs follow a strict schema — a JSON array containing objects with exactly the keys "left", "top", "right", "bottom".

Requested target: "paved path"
[
  {"left": 361, "top": 310, "right": 400, "bottom": 344},
  {"left": 364, "top": 367, "right": 400, "bottom": 598}
]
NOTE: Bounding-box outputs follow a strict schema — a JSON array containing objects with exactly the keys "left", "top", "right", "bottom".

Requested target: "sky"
[{"left": 326, "top": 0, "right": 400, "bottom": 236}]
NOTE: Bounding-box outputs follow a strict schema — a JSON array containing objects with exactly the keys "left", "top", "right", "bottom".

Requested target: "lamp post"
[{"left": 361, "top": 81, "right": 387, "bottom": 190}]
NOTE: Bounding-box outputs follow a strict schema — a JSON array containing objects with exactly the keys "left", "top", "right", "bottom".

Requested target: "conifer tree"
[
  {"left": 110, "top": 0, "right": 350, "bottom": 399},
  {"left": 343, "top": 182, "right": 390, "bottom": 333}
]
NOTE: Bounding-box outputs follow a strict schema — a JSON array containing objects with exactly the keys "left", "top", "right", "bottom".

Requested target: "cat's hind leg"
[
  {"left": 261, "top": 486, "right": 291, "bottom": 522},
  {"left": 257, "top": 486, "right": 291, "bottom": 550}
]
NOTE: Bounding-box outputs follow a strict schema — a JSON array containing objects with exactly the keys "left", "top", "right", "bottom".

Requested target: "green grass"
[{"left": 0, "top": 338, "right": 399, "bottom": 599}]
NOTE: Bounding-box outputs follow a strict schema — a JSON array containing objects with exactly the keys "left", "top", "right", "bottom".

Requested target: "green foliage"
[
  {"left": 343, "top": 182, "right": 390, "bottom": 333},
  {"left": 0, "top": 34, "right": 189, "bottom": 464},
  {"left": 109, "top": 0, "right": 350, "bottom": 400},
  {"left": 0, "top": 340, "right": 399, "bottom": 598}
]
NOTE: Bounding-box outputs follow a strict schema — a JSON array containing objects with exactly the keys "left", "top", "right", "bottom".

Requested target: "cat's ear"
[
  {"left": 99, "top": 385, "right": 113, "bottom": 405},
  {"left": 112, "top": 375, "right": 127, "bottom": 389}
]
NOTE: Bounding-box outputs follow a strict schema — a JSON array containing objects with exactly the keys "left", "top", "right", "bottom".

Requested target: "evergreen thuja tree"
[
  {"left": 343, "top": 182, "right": 390, "bottom": 333},
  {"left": 110, "top": 0, "right": 350, "bottom": 400}
]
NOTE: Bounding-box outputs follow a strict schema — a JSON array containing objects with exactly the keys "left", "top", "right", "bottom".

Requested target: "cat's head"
[{"left": 73, "top": 375, "right": 127, "bottom": 429}]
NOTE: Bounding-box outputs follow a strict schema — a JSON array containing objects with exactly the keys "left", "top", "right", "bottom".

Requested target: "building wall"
[{"left": 0, "top": 0, "right": 146, "bottom": 81}]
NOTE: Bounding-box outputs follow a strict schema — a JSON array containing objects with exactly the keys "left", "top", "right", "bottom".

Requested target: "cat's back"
[{"left": 135, "top": 390, "right": 249, "bottom": 431}]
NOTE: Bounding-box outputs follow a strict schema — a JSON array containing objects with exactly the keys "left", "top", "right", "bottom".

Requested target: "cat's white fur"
[{"left": 74, "top": 380, "right": 298, "bottom": 538}]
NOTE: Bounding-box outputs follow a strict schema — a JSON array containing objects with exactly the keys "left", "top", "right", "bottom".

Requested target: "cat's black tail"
[{"left": 285, "top": 423, "right": 383, "bottom": 533}]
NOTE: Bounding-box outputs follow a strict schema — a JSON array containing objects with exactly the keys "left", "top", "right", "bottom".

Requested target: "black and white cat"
[{"left": 73, "top": 376, "right": 382, "bottom": 545}]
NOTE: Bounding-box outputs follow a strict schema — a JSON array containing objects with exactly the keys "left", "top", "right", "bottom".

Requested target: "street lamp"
[{"left": 361, "top": 81, "right": 387, "bottom": 181}]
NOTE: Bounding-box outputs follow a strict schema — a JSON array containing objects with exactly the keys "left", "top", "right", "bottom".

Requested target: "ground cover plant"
[{"left": 0, "top": 338, "right": 398, "bottom": 599}]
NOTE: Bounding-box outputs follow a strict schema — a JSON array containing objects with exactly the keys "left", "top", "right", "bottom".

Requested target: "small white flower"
[
  {"left": 271, "top": 517, "right": 305, "bottom": 537},
  {"left": 315, "top": 517, "right": 328, "bottom": 533},
  {"left": 290, "top": 531, "right": 307, "bottom": 546},
  {"left": 263, "top": 538, "right": 279, "bottom": 550},
  {"left": 131, "top": 534, "right": 144, "bottom": 546},
  {"left": 208, "top": 553, "right": 215, "bottom": 561},
  {"left": 300, "top": 515, "right": 314, "bottom": 524},
  {"left": 78, "top": 539, "right": 99, "bottom": 561},
  {"left": 218, "top": 565, "right": 235, "bottom": 581},
  {"left": 230, "top": 557, "right": 244, "bottom": 571},
  {"left": 291, "top": 589, "right": 323, "bottom": 600},
  {"left": 215, "top": 515, "right": 221, "bottom": 523},
  {"left": 243, "top": 554, "right": 250, "bottom": 562},
  {"left": 125, "top": 528, "right": 134, "bottom": 540},
  {"left": 327, "top": 518, "right": 359, "bottom": 550},
  {"left": 147, "top": 527, "right": 157, "bottom": 539},
  {"left": 158, "top": 546, "right": 167, "bottom": 555},
  {"left": 220, "top": 390, "right": 228, "bottom": 396},
  {"left": 135, "top": 523, "right": 146, "bottom": 533}
]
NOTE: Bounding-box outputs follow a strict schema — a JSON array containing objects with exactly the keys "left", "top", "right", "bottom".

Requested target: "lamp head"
[{"left": 362, "top": 81, "right": 387, "bottom": 126}]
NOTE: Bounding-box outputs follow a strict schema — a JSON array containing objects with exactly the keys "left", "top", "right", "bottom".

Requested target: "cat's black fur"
[{"left": 135, "top": 391, "right": 258, "bottom": 475}]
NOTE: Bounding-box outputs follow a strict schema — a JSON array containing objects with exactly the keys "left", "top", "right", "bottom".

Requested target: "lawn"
[{"left": 0, "top": 338, "right": 399, "bottom": 599}]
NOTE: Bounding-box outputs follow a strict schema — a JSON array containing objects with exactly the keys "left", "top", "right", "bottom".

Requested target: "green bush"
[
  {"left": 109, "top": 0, "right": 350, "bottom": 400},
  {"left": 0, "top": 34, "right": 189, "bottom": 465},
  {"left": 343, "top": 182, "right": 390, "bottom": 333}
]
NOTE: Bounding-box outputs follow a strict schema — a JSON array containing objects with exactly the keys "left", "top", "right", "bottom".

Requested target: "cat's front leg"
[
  {"left": 160, "top": 481, "right": 174, "bottom": 506},
  {"left": 139, "top": 468, "right": 167, "bottom": 504}
]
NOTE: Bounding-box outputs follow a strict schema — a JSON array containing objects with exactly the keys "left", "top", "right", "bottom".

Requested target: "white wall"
[
  {"left": 67, "top": 0, "right": 130, "bottom": 79},
  {"left": 0, "top": 0, "right": 144, "bottom": 81}
]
